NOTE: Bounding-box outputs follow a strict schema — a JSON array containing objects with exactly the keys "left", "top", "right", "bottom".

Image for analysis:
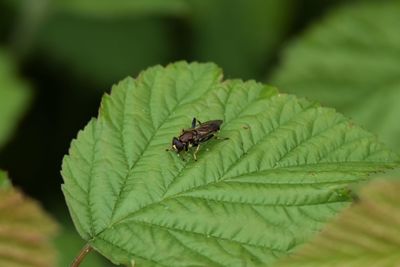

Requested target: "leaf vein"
[
  {"left": 94, "top": 236, "right": 169, "bottom": 267},
  {"left": 126, "top": 219, "right": 286, "bottom": 253},
  {"left": 166, "top": 229, "right": 225, "bottom": 267}
]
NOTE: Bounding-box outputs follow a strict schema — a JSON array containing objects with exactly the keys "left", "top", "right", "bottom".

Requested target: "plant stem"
[{"left": 71, "top": 243, "right": 93, "bottom": 267}]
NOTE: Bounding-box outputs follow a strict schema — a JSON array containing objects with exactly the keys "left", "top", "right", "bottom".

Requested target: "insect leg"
[
  {"left": 214, "top": 136, "right": 229, "bottom": 140},
  {"left": 191, "top": 117, "right": 197, "bottom": 128},
  {"left": 193, "top": 144, "right": 201, "bottom": 161},
  {"left": 198, "top": 134, "right": 214, "bottom": 143}
]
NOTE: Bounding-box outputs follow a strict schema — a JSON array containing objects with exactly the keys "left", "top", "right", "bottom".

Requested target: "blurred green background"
[{"left": 0, "top": 0, "right": 399, "bottom": 266}]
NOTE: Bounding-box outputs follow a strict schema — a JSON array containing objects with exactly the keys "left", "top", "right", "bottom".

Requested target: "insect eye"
[
  {"left": 172, "top": 137, "right": 178, "bottom": 146},
  {"left": 172, "top": 137, "right": 185, "bottom": 152}
]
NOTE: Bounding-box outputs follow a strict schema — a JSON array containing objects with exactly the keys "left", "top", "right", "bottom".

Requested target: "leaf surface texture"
[{"left": 275, "top": 178, "right": 400, "bottom": 267}]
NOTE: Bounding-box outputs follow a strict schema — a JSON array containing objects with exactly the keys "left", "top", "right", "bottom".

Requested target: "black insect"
[{"left": 167, "top": 117, "right": 226, "bottom": 160}]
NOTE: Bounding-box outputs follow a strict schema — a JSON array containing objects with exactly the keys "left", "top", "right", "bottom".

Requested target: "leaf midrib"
[
  {"left": 99, "top": 218, "right": 288, "bottom": 253},
  {"left": 105, "top": 67, "right": 220, "bottom": 226},
  {"left": 91, "top": 160, "right": 384, "bottom": 241}
]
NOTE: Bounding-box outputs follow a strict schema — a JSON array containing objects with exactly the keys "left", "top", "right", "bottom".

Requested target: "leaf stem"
[{"left": 71, "top": 243, "right": 93, "bottom": 267}]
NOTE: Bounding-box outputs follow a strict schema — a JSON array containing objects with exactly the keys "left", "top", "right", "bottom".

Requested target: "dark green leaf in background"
[
  {"left": 0, "top": 49, "right": 31, "bottom": 149},
  {"left": 62, "top": 62, "right": 398, "bottom": 266},
  {"left": 34, "top": 12, "right": 173, "bottom": 88},
  {"left": 271, "top": 1, "right": 400, "bottom": 152},
  {"left": 53, "top": 0, "right": 188, "bottom": 18},
  {"left": 33, "top": 0, "right": 296, "bottom": 88},
  {"left": 190, "top": 0, "right": 295, "bottom": 80}
]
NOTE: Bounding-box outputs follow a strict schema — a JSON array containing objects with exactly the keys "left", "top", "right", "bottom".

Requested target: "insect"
[{"left": 167, "top": 117, "right": 226, "bottom": 161}]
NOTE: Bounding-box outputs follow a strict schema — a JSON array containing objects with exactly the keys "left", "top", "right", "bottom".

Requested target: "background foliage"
[
  {"left": 0, "top": 171, "right": 58, "bottom": 267},
  {"left": 0, "top": 0, "right": 399, "bottom": 266},
  {"left": 272, "top": 1, "right": 400, "bottom": 153}
]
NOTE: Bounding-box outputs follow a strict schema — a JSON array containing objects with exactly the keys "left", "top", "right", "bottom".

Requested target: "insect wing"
[
  {"left": 195, "top": 120, "right": 223, "bottom": 133},
  {"left": 179, "top": 130, "right": 196, "bottom": 143},
  {"left": 192, "top": 120, "right": 223, "bottom": 144}
]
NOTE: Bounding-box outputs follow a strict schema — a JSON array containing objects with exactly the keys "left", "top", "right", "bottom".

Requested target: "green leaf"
[
  {"left": 271, "top": 1, "right": 400, "bottom": 153},
  {"left": 190, "top": 0, "right": 294, "bottom": 79},
  {"left": 0, "top": 49, "right": 31, "bottom": 148},
  {"left": 274, "top": 178, "right": 400, "bottom": 267},
  {"left": 0, "top": 171, "right": 58, "bottom": 267},
  {"left": 62, "top": 62, "right": 399, "bottom": 266}
]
